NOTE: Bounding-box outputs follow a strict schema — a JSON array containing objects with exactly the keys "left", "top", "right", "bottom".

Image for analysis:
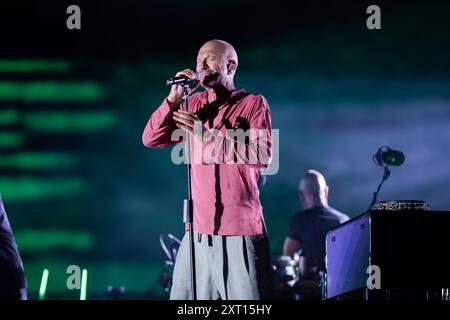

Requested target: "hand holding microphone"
[{"left": 166, "top": 69, "right": 199, "bottom": 106}]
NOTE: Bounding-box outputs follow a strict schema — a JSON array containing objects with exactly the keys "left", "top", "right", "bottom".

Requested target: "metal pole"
[{"left": 181, "top": 85, "right": 197, "bottom": 300}]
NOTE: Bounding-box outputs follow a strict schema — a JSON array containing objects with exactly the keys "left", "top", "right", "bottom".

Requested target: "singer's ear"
[{"left": 227, "top": 59, "right": 237, "bottom": 75}]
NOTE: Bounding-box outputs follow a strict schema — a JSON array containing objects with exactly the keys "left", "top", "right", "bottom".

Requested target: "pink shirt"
[{"left": 142, "top": 89, "right": 272, "bottom": 236}]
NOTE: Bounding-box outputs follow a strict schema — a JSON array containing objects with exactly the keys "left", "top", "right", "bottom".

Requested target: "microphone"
[
  {"left": 166, "top": 75, "right": 199, "bottom": 88},
  {"left": 373, "top": 146, "right": 405, "bottom": 166}
]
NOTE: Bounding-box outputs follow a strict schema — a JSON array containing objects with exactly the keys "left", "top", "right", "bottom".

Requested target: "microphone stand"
[
  {"left": 367, "top": 164, "right": 391, "bottom": 212},
  {"left": 181, "top": 84, "right": 197, "bottom": 300}
]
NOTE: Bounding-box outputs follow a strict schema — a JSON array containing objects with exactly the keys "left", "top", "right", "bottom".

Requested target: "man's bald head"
[
  {"left": 196, "top": 39, "right": 238, "bottom": 90},
  {"left": 299, "top": 170, "right": 327, "bottom": 196},
  {"left": 299, "top": 170, "right": 329, "bottom": 209},
  {"left": 200, "top": 39, "right": 238, "bottom": 67}
]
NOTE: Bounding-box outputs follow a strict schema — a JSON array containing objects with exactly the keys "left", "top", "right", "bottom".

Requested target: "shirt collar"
[{"left": 198, "top": 89, "right": 247, "bottom": 105}]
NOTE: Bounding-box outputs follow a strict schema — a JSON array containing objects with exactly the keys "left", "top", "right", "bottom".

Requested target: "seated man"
[
  {"left": 283, "top": 170, "right": 349, "bottom": 299},
  {"left": 0, "top": 195, "right": 27, "bottom": 300}
]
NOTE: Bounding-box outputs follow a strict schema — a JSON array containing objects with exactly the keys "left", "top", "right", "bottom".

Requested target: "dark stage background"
[{"left": 1, "top": 0, "right": 449, "bottom": 299}]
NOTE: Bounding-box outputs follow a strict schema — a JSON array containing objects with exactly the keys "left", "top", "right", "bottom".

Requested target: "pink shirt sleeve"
[
  {"left": 247, "top": 95, "right": 273, "bottom": 170},
  {"left": 142, "top": 99, "right": 183, "bottom": 148},
  {"left": 221, "top": 95, "right": 272, "bottom": 170}
]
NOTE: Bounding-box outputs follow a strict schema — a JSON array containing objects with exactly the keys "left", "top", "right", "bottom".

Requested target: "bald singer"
[{"left": 142, "top": 39, "right": 274, "bottom": 300}]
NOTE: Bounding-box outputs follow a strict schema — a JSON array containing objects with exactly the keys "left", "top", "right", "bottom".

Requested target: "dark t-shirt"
[
  {"left": 0, "top": 197, "right": 27, "bottom": 293},
  {"left": 287, "top": 206, "right": 349, "bottom": 258}
]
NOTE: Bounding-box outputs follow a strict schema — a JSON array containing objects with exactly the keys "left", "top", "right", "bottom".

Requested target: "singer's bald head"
[
  {"left": 196, "top": 40, "right": 238, "bottom": 90},
  {"left": 299, "top": 170, "right": 329, "bottom": 209},
  {"left": 199, "top": 39, "right": 238, "bottom": 67}
]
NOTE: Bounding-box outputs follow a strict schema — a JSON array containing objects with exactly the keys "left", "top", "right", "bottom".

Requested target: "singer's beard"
[{"left": 200, "top": 72, "right": 220, "bottom": 88}]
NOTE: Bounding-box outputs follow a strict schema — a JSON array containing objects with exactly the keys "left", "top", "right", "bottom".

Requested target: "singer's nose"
[{"left": 199, "top": 59, "right": 209, "bottom": 70}]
